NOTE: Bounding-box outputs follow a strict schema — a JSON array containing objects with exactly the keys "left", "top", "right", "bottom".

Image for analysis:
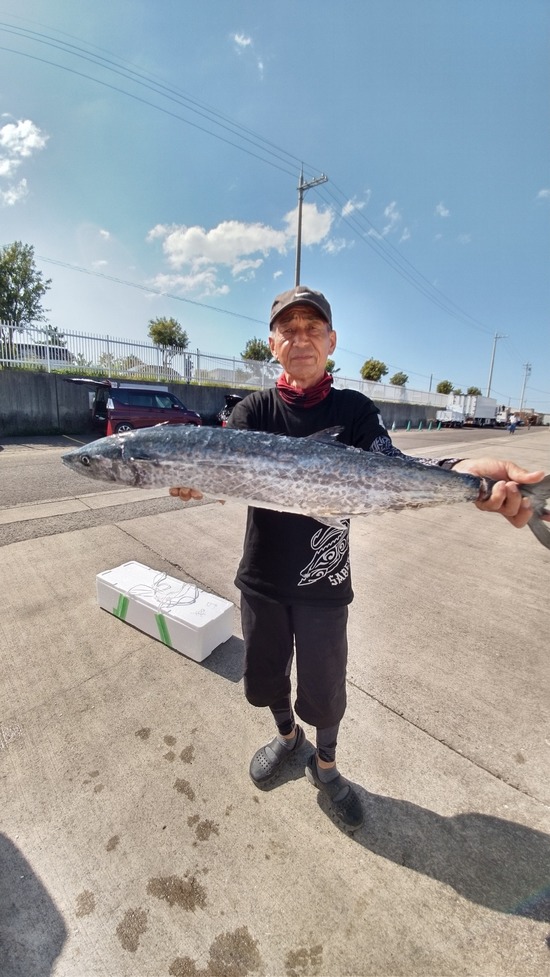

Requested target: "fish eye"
[{"left": 80, "top": 455, "right": 91, "bottom": 467}]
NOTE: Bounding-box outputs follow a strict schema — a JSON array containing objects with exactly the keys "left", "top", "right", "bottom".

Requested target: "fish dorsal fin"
[{"left": 305, "top": 426, "right": 346, "bottom": 447}]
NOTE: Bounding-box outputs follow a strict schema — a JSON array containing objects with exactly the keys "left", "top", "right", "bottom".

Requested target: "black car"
[{"left": 216, "top": 393, "right": 242, "bottom": 427}]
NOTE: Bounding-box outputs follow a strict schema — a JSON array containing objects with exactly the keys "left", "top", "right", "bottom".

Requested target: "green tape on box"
[
  {"left": 155, "top": 613, "right": 173, "bottom": 648},
  {"left": 113, "top": 595, "right": 129, "bottom": 620}
]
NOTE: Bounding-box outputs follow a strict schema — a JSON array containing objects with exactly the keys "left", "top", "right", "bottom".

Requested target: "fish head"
[{"left": 62, "top": 434, "right": 138, "bottom": 485}]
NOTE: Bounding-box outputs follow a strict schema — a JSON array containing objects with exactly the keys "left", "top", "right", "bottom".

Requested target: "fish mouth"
[{"left": 61, "top": 448, "right": 80, "bottom": 468}]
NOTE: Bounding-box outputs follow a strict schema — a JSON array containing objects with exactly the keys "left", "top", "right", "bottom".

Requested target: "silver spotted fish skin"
[
  {"left": 62, "top": 424, "right": 480, "bottom": 517},
  {"left": 61, "top": 424, "right": 550, "bottom": 545}
]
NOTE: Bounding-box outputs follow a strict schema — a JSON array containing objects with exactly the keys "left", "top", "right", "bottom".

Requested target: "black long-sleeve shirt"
[{"left": 228, "top": 387, "right": 456, "bottom": 606}]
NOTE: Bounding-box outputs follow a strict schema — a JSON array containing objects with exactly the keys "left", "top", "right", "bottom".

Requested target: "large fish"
[{"left": 62, "top": 424, "right": 550, "bottom": 548}]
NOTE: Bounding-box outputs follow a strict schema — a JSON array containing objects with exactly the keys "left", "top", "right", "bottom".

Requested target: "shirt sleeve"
[{"left": 368, "top": 433, "right": 462, "bottom": 470}]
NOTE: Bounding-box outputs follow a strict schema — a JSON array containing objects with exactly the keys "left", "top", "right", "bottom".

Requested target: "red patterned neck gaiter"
[{"left": 276, "top": 371, "right": 334, "bottom": 408}]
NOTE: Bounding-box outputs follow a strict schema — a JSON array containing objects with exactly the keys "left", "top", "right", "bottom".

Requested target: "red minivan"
[{"left": 68, "top": 379, "right": 202, "bottom": 434}]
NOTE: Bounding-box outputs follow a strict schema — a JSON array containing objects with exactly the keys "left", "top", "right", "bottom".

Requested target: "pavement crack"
[{"left": 347, "top": 678, "right": 549, "bottom": 807}]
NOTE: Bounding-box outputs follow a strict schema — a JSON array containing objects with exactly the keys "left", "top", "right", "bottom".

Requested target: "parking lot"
[{"left": 1, "top": 426, "right": 549, "bottom": 976}]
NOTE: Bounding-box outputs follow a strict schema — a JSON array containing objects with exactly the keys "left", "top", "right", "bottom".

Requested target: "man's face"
[{"left": 269, "top": 303, "right": 337, "bottom": 387}]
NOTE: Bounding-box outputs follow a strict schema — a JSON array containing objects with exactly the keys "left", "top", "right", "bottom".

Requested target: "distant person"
[
  {"left": 509, "top": 413, "right": 518, "bottom": 434},
  {"left": 170, "top": 285, "right": 548, "bottom": 831}
]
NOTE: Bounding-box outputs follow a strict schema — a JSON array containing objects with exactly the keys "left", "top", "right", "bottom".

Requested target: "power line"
[
  {"left": 36, "top": 256, "right": 266, "bottom": 325},
  {"left": 1, "top": 16, "right": 541, "bottom": 383}
]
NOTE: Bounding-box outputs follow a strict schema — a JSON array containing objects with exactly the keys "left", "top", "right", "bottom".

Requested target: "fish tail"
[{"left": 519, "top": 475, "right": 550, "bottom": 549}]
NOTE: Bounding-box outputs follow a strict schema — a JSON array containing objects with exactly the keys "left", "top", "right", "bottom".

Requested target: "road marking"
[
  {"left": 62, "top": 434, "right": 88, "bottom": 444},
  {"left": 0, "top": 487, "right": 170, "bottom": 525}
]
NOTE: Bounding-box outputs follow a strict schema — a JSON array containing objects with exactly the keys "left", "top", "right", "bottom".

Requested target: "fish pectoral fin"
[{"left": 311, "top": 514, "right": 350, "bottom": 528}]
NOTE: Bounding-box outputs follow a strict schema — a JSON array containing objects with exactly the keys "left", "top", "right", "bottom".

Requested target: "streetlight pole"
[
  {"left": 295, "top": 166, "right": 328, "bottom": 286},
  {"left": 519, "top": 362, "right": 531, "bottom": 414},
  {"left": 486, "top": 332, "right": 506, "bottom": 398}
]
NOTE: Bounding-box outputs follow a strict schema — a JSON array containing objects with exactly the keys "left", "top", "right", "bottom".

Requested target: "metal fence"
[{"left": 0, "top": 322, "right": 448, "bottom": 408}]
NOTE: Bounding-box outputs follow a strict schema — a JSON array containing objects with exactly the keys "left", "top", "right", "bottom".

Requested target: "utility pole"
[
  {"left": 295, "top": 166, "right": 328, "bottom": 286},
  {"left": 519, "top": 362, "right": 531, "bottom": 414},
  {"left": 486, "top": 332, "right": 506, "bottom": 398}
]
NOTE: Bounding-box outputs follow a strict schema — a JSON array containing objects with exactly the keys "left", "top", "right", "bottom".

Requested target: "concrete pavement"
[{"left": 1, "top": 429, "right": 549, "bottom": 976}]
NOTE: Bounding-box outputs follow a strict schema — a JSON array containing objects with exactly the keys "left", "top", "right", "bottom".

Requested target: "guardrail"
[{"left": 0, "top": 323, "right": 448, "bottom": 408}]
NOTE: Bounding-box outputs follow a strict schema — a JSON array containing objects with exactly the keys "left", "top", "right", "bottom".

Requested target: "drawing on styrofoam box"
[{"left": 96, "top": 561, "right": 234, "bottom": 662}]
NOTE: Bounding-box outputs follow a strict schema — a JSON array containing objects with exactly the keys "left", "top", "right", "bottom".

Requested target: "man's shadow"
[
  {"left": 201, "top": 649, "right": 550, "bottom": 924},
  {"left": 316, "top": 783, "right": 550, "bottom": 923},
  {"left": 0, "top": 834, "right": 67, "bottom": 977}
]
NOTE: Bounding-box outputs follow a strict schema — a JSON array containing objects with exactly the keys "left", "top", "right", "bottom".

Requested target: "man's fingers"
[{"left": 168, "top": 487, "right": 203, "bottom": 501}]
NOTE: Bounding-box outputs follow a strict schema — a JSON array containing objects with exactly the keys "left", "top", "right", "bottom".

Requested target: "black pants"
[{"left": 240, "top": 593, "right": 348, "bottom": 729}]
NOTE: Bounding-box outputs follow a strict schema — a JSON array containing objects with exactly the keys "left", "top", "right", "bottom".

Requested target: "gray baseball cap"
[{"left": 269, "top": 285, "right": 332, "bottom": 328}]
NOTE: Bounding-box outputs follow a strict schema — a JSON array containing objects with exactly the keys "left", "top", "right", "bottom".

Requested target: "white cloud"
[
  {"left": 0, "top": 178, "right": 28, "bottom": 206},
  {"left": 323, "top": 238, "right": 348, "bottom": 255},
  {"left": 273, "top": 270, "right": 283, "bottom": 279},
  {"left": 233, "top": 32, "right": 252, "bottom": 48},
  {"left": 342, "top": 191, "right": 371, "bottom": 217},
  {"left": 457, "top": 233, "right": 472, "bottom": 244},
  {"left": 536, "top": 189, "right": 550, "bottom": 201},
  {"left": 399, "top": 228, "right": 411, "bottom": 243},
  {"left": 160, "top": 220, "right": 288, "bottom": 269},
  {"left": 232, "top": 257, "right": 264, "bottom": 278},
  {"left": 147, "top": 203, "right": 334, "bottom": 296},
  {"left": 99, "top": 229, "right": 111, "bottom": 240},
  {"left": 150, "top": 270, "right": 230, "bottom": 297},
  {"left": 92, "top": 259, "right": 108, "bottom": 268},
  {"left": 0, "top": 119, "right": 48, "bottom": 157},
  {"left": 435, "top": 202, "right": 450, "bottom": 217},
  {"left": 382, "top": 201, "right": 401, "bottom": 236},
  {"left": 284, "top": 201, "right": 333, "bottom": 245},
  {"left": 0, "top": 117, "right": 48, "bottom": 207},
  {"left": 0, "top": 157, "right": 21, "bottom": 178},
  {"left": 231, "top": 32, "right": 263, "bottom": 77}
]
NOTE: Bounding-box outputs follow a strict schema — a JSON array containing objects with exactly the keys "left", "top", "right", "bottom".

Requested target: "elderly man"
[{"left": 171, "top": 285, "right": 545, "bottom": 831}]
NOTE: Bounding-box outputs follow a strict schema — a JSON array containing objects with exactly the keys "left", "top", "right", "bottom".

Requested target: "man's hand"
[
  {"left": 169, "top": 486, "right": 204, "bottom": 502},
  {"left": 451, "top": 459, "right": 548, "bottom": 529}
]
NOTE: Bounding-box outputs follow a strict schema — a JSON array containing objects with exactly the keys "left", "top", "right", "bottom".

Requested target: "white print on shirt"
[{"left": 298, "top": 524, "right": 349, "bottom": 587}]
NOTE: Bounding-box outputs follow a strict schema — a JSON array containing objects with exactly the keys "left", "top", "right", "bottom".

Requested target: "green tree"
[
  {"left": 360, "top": 358, "right": 388, "bottom": 382},
  {"left": 325, "top": 358, "right": 340, "bottom": 375},
  {"left": 453, "top": 388, "right": 463, "bottom": 396},
  {"left": 41, "top": 325, "right": 67, "bottom": 346},
  {"left": 389, "top": 371, "right": 408, "bottom": 386},
  {"left": 467, "top": 386, "right": 482, "bottom": 395},
  {"left": 147, "top": 316, "right": 189, "bottom": 368},
  {"left": 72, "top": 352, "right": 93, "bottom": 371},
  {"left": 241, "top": 337, "right": 272, "bottom": 361},
  {"left": 0, "top": 241, "right": 51, "bottom": 342},
  {"left": 436, "top": 380, "right": 454, "bottom": 394}
]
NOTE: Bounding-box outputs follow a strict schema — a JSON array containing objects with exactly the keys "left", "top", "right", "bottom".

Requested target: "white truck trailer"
[{"left": 437, "top": 395, "right": 498, "bottom": 427}]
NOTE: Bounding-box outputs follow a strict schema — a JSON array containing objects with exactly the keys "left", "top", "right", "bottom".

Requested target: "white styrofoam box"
[{"left": 96, "top": 561, "right": 234, "bottom": 662}]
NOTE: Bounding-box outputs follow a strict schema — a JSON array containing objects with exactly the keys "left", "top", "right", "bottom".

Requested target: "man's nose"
[{"left": 292, "top": 326, "right": 313, "bottom": 344}]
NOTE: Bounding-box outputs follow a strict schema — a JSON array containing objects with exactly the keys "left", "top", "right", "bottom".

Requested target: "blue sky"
[{"left": 1, "top": 0, "right": 548, "bottom": 411}]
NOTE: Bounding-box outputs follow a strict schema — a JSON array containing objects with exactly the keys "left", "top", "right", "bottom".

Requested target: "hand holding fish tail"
[{"left": 451, "top": 458, "right": 550, "bottom": 530}]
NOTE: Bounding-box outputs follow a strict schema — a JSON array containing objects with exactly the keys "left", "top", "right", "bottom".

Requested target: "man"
[{"left": 170, "top": 285, "right": 546, "bottom": 831}]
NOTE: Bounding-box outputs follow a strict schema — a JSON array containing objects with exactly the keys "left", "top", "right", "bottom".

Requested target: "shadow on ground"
[
  {"left": 314, "top": 784, "right": 550, "bottom": 922},
  {"left": 0, "top": 833, "right": 67, "bottom": 977}
]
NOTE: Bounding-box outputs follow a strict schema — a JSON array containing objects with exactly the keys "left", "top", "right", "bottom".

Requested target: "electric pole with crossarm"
[{"left": 295, "top": 166, "right": 328, "bottom": 286}]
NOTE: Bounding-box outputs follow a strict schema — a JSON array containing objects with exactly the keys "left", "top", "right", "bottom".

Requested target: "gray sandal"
[
  {"left": 305, "top": 754, "right": 363, "bottom": 831},
  {"left": 249, "top": 726, "right": 305, "bottom": 788}
]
